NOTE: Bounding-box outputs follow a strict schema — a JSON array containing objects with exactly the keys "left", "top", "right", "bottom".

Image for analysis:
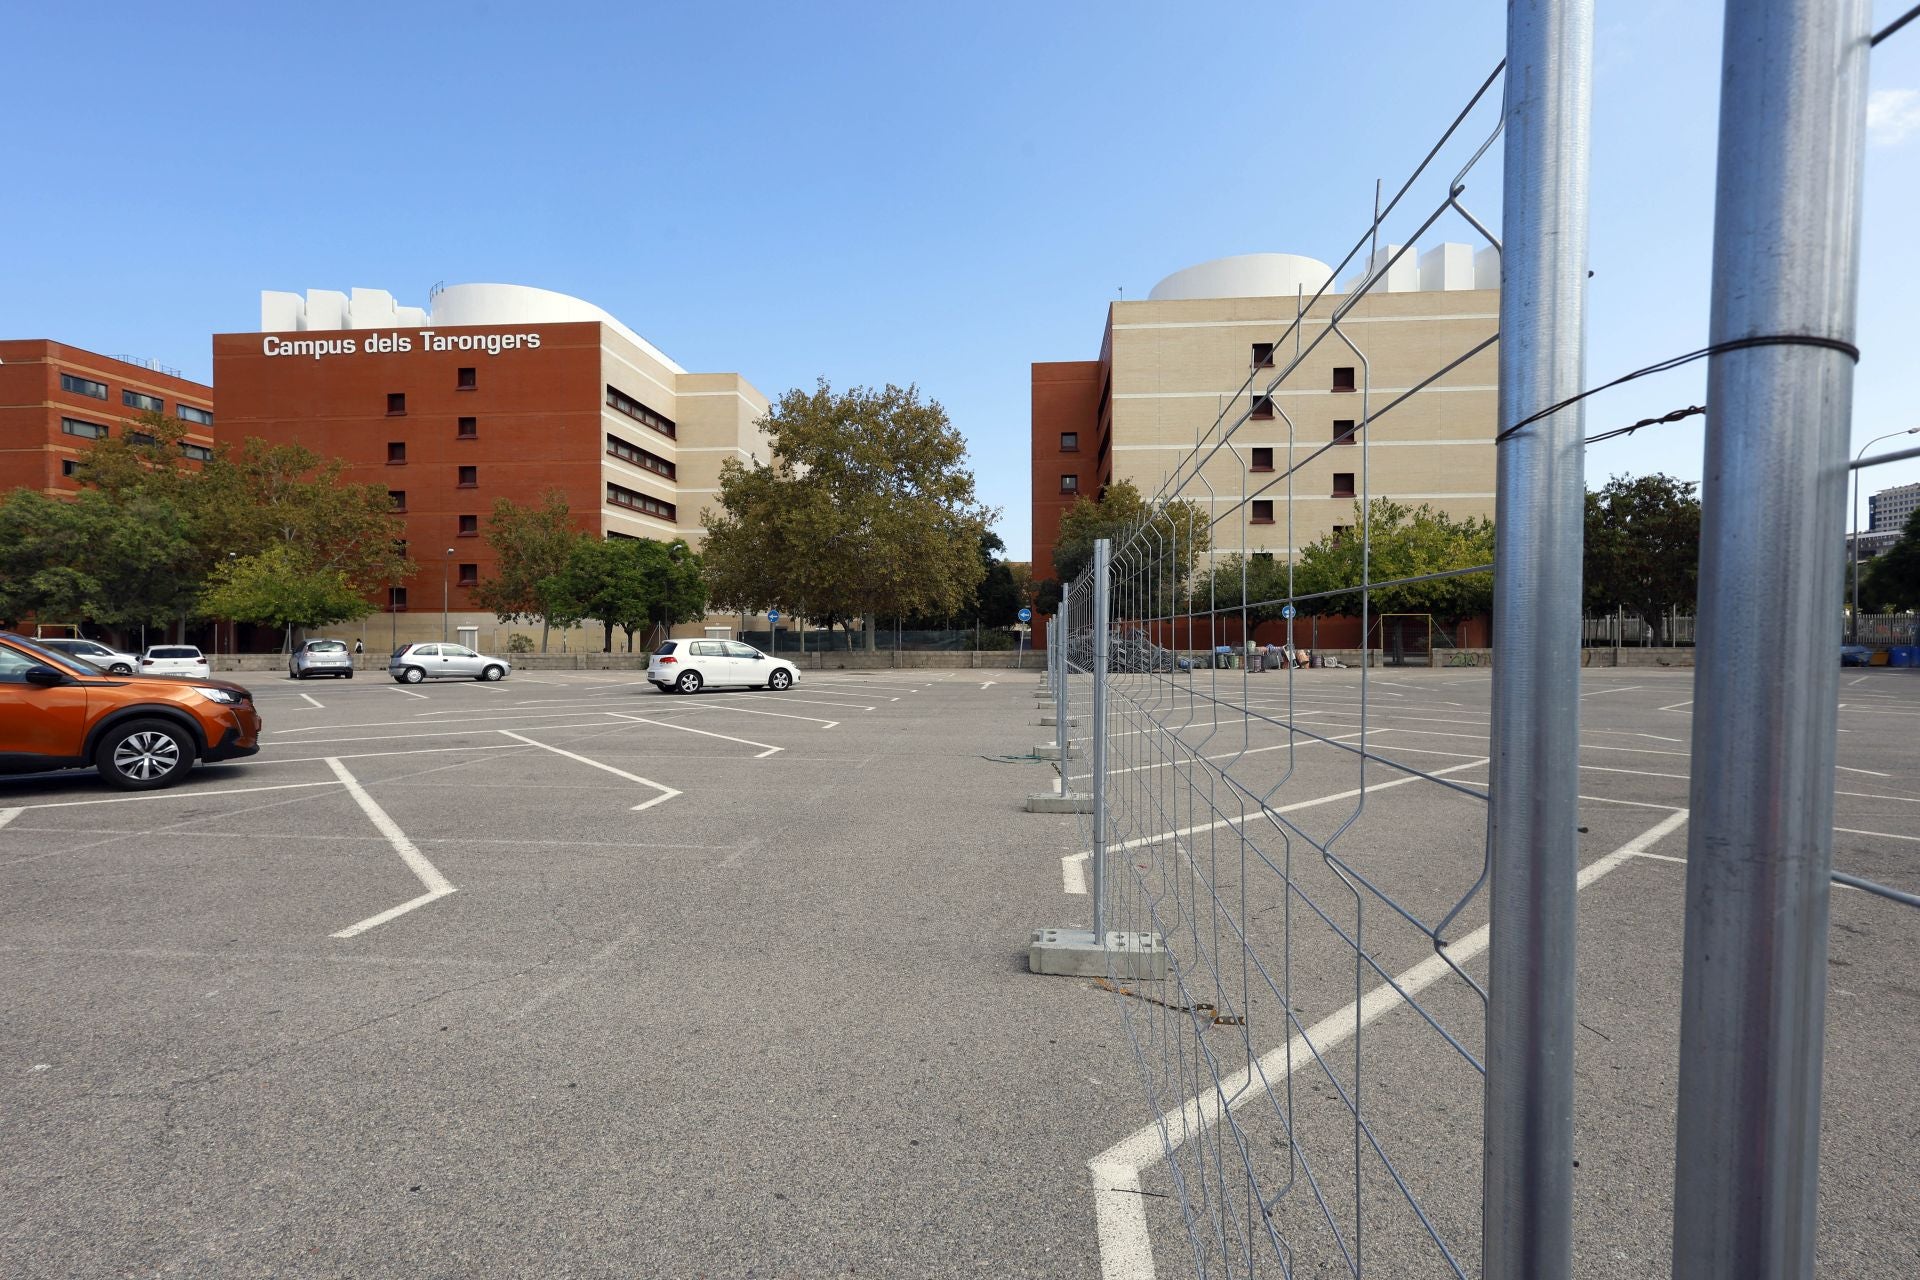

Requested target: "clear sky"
[{"left": 3, "top": 2, "right": 1916, "bottom": 558}]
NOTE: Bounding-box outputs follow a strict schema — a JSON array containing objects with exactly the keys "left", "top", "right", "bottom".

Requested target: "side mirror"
[{"left": 25, "top": 665, "right": 66, "bottom": 687}]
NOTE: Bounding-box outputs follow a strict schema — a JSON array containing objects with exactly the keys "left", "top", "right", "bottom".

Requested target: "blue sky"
[{"left": 3, "top": 2, "right": 1916, "bottom": 558}]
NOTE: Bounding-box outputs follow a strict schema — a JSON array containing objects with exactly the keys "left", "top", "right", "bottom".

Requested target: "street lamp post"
[
  {"left": 442, "top": 547, "right": 455, "bottom": 642},
  {"left": 1851, "top": 427, "right": 1919, "bottom": 644}
]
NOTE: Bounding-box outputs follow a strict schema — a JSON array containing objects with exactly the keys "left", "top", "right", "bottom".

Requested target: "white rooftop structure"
[
  {"left": 1145, "top": 244, "right": 1497, "bottom": 302},
  {"left": 258, "top": 283, "right": 687, "bottom": 374}
]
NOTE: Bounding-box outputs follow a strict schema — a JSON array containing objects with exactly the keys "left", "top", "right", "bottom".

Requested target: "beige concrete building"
[{"left": 1033, "top": 247, "right": 1498, "bottom": 573}]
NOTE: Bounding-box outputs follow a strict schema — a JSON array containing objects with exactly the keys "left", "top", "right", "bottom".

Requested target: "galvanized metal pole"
[
  {"left": 1056, "top": 594, "right": 1070, "bottom": 775},
  {"left": 1090, "top": 539, "right": 1111, "bottom": 941},
  {"left": 1673, "top": 3, "right": 1869, "bottom": 1277},
  {"left": 1483, "top": 3, "right": 1593, "bottom": 1278}
]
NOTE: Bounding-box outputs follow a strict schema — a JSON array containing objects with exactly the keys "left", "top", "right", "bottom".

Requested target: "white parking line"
[
  {"left": 667, "top": 702, "right": 840, "bottom": 729},
  {"left": 325, "top": 757, "right": 456, "bottom": 939},
  {"left": 386, "top": 685, "right": 431, "bottom": 700},
  {"left": 13, "top": 781, "right": 344, "bottom": 810},
  {"left": 607, "top": 712, "right": 781, "bottom": 758},
  {"left": 733, "top": 692, "right": 876, "bottom": 711},
  {"left": 497, "top": 730, "right": 681, "bottom": 811},
  {"left": 298, "top": 693, "right": 324, "bottom": 709},
  {"left": 1086, "top": 809, "right": 1690, "bottom": 1279},
  {"left": 1659, "top": 699, "right": 1694, "bottom": 712},
  {"left": 0, "top": 808, "right": 19, "bottom": 832}
]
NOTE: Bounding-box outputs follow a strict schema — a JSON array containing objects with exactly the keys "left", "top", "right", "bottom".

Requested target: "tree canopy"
[
  {"left": 1583, "top": 473, "right": 1701, "bottom": 644},
  {"left": 1860, "top": 508, "right": 1920, "bottom": 613},
  {"left": 1264, "top": 499, "right": 1495, "bottom": 622},
  {"left": 701, "top": 380, "right": 995, "bottom": 632},
  {"left": 199, "top": 543, "right": 373, "bottom": 636},
  {"left": 472, "top": 491, "right": 582, "bottom": 651},
  {"left": 544, "top": 535, "right": 708, "bottom": 653}
]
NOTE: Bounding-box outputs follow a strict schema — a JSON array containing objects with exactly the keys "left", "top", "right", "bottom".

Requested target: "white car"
[
  {"left": 141, "top": 645, "right": 210, "bottom": 679},
  {"left": 38, "top": 637, "right": 140, "bottom": 675},
  {"left": 648, "top": 639, "right": 799, "bottom": 694}
]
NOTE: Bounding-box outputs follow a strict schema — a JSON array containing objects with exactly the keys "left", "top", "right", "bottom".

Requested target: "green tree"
[
  {"left": 0, "top": 488, "right": 201, "bottom": 638},
  {"left": 1583, "top": 473, "right": 1702, "bottom": 645},
  {"left": 472, "top": 491, "right": 587, "bottom": 652},
  {"left": 1051, "top": 480, "right": 1212, "bottom": 608},
  {"left": 1860, "top": 508, "right": 1920, "bottom": 613},
  {"left": 701, "top": 380, "right": 995, "bottom": 648},
  {"left": 1286, "top": 499, "right": 1495, "bottom": 622},
  {"left": 199, "top": 543, "right": 374, "bottom": 644}
]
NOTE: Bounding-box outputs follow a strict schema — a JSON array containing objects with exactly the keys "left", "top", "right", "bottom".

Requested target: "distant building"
[
  {"left": 0, "top": 340, "right": 214, "bottom": 496},
  {"left": 212, "top": 284, "right": 771, "bottom": 643},
  {"left": 1031, "top": 246, "right": 1498, "bottom": 582},
  {"left": 1869, "top": 480, "right": 1920, "bottom": 535}
]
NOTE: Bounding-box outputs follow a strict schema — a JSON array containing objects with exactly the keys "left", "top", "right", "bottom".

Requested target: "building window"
[
  {"left": 1333, "top": 419, "right": 1357, "bottom": 445},
  {"left": 1332, "top": 473, "right": 1356, "bottom": 498},
  {"left": 177, "top": 404, "right": 213, "bottom": 426},
  {"left": 389, "top": 586, "right": 408, "bottom": 611},
  {"left": 1251, "top": 447, "right": 1274, "bottom": 472},
  {"left": 457, "top": 416, "right": 477, "bottom": 439},
  {"left": 1252, "top": 342, "right": 1275, "bottom": 369},
  {"left": 457, "top": 563, "right": 478, "bottom": 587},
  {"left": 61, "top": 458, "right": 79, "bottom": 478},
  {"left": 1332, "top": 366, "right": 1356, "bottom": 392},
  {"left": 1253, "top": 551, "right": 1275, "bottom": 562},
  {"left": 1251, "top": 394, "right": 1274, "bottom": 420},
  {"left": 180, "top": 443, "right": 214, "bottom": 462},
  {"left": 606, "top": 433, "right": 676, "bottom": 479},
  {"left": 605, "top": 385, "right": 677, "bottom": 438},
  {"left": 1060, "top": 474, "right": 1079, "bottom": 494},
  {"left": 1252, "top": 499, "right": 1275, "bottom": 525},
  {"left": 126, "top": 431, "right": 156, "bottom": 447},
  {"left": 60, "top": 373, "right": 108, "bottom": 400},
  {"left": 388, "top": 442, "right": 407, "bottom": 464},
  {"left": 607, "top": 481, "right": 676, "bottom": 521},
  {"left": 457, "top": 366, "right": 477, "bottom": 390},
  {"left": 389, "top": 490, "right": 407, "bottom": 511},
  {"left": 458, "top": 514, "right": 478, "bottom": 536},
  {"left": 1060, "top": 432, "right": 1079, "bottom": 452},
  {"left": 387, "top": 392, "right": 407, "bottom": 415},
  {"left": 61, "top": 417, "right": 108, "bottom": 439},
  {"left": 1332, "top": 524, "right": 1353, "bottom": 544},
  {"left": 458, "top": 465, "right": 477, "bottom": 488},
  {"left": 122, "top": 390, "right": 164, "bottom": 412}
]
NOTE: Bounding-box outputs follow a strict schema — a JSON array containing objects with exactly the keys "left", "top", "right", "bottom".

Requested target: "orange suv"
[{"left": 0, "top": 631, "right": 262, "bottom": 790}]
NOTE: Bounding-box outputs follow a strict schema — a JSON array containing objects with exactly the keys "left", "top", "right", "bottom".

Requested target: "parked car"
[
  {"left": 0, "top": 631, "right": 261, "bottom": 790},
  {"left": 388, "top": 642, "right": 510, "bottom": 683},
  {"left": 291, "top": 638, "right": 355, "bottom": 679},
  {"left": 37, "top": 637, "right": 139, "bottom": 675},
  {"left": 647, "top": 639, "right": 799, "bottom": 694},
  {"left": 1840, "top": 644, "right": 1872, "bottom": 667},
  {"left": 141, "top": 645, "right": 210, "bottom": 680}
]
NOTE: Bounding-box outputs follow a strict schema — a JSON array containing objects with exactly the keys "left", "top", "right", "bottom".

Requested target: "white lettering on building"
[{"left": 261, "top": 331, "right": 542, "bottom": 360}]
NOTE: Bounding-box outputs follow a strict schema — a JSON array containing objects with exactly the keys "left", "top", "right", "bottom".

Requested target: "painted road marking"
[
  {"left": 326, "top": 757, "right": 455, "bottom": 938},
  {"left": 0, "top": 808, "right": 19, "bottom": 832},
  {"left": 606, "top": 712, "right": 781, "bottom": 758},
  {"left": 1086, "top": 809, "right": 1690, "bottom": 1279},
  {"left": 385, "top": 685, "right": 431, "bottom": 700},
  {"left": 497, "top": 730, "right": 681, "bottom": 811},
  {"left": 14, "top": 781, "right": 344, "bottom": 810},
  {"left": 297, "top": 693, "right": 325, "bottom": 709}
]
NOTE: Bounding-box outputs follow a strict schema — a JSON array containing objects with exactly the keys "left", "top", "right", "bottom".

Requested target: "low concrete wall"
[{"left": 1583, "top": 647, "right": 1695, "bottom": 668}]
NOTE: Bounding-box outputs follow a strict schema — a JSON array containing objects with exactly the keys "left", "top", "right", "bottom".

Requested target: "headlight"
[{"left": 195, "top": 687, "right": 244, "bottom": 705}]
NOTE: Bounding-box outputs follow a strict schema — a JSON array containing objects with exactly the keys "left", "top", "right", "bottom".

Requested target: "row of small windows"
[
  {"left": 387, "top": 584, "right": 489, "bottom": 611},
  {"left": 607, "top": 482, "right": 676, "bottom": 521},
  {"left": 606, "top": 385, "right": 676, "bottom": 439},
  {"left": 59, "top": 372, "right": 213, "bottom": 423},
  {"left": 1247, "top": 476, "right": 1356, "bottom": 524},
  {"left": 1250, "top": 347, "right": 1358, "bottom": 394},
  {"left": 605, "top": 433, "right": 675, "bottom": 479},
  {"left": 60, "top": 417, "right": 212, "bottom": 461},
  {"left": 1245, "top": 425, "right": 1358, "bottom": 471}
]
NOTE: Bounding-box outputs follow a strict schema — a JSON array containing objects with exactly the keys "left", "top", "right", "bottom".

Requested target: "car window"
[
  {"left": 653, "top": 642, "right": 678, "bottom": 656},
  {"left": 149, "top": 647, "right": 200, "bottom": 659},
  {"left": 76, "top": 642, "right": 111, "bottom": 655},
  {"left": 690, "top": 641, "right": 725, "bottom": 657},
  {"left": 725, "top": 642, "right": 760, "bottom": 658},
  {"left": 445, "top": 645, "right": 477, "bottom": 657},
  {"left": 0, "top": 646, "right": 43, "bottom": 682},
  {"left": 307, "top": 640, "right": 348, "bottom": 653},
  {"left": 412, "top": 645, "right": 440, "bottom": 657},
  {"left": 4, "top": 635, "right": 83, "bottom": 671}
]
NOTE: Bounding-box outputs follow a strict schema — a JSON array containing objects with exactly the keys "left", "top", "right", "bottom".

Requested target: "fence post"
[
  {"left": 1484, "top": 3, "right": 1593, "bottom": 1278},
  {"left": 1056, "top": 589, "right": 1070, "bottom": 778},
  {"left": 1672, "top": 3, "right": 1869, "bottom": 1276},
  {"left": 1089, "top": 539, "right": 1111, "bottom": 940}
]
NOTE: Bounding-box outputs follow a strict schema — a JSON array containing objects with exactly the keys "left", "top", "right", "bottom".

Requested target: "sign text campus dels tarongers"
[{"left": 261, "top": 331, "right": 543, "bottom": 360}]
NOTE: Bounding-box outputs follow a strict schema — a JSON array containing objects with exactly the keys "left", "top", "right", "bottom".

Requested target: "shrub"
[{"left": 505, "top": 633, "right": 535, "bottom": 654}]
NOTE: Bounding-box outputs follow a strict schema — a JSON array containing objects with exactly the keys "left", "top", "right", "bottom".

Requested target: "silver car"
[
  {"left": 38, "top": 637, "right": 139, "bottom": 675},
  {"left": 291, "top": 638, "right": 355, "bottom": 679},
  {"left": 388, "top": 642, "right": 511, "bottom": 683}
]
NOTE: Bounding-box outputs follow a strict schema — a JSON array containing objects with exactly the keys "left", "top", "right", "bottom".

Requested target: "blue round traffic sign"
[
  {"left": 1017, "top": 607, "right": 1033, "bottom": 623},
  {"left": 767, "top": 609, "right": 780, "bottom": 623},
  {"left": 1281, "top": 604, "right": 1297, "bottom": 620}
]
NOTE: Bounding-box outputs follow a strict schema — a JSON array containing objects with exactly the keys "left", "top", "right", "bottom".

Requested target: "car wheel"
[
  {"left": 675, "top": 670, "right": 703, "bottom": 694},
  {"left": 343, "top": 671, "right": 354, "bottom": 679},
  {"left": 481, "top": 665, "right": 505, "bottom": 682},
  {"left": 109, "top": 663, "right": 132, "bottom": 676},
  {"left": 768, "top": 668, "right": 793, "bottom": 691},
  {"left": 94, "top": 719, "right": 194, "bottom": 791},
  {"left": 403, "top": 666, "right": 425, "bottom": 684}
]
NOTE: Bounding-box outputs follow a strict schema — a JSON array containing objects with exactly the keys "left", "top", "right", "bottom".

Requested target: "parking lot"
[{"left": 2, "top": 665, "right": 1915, "bottom": 1277}]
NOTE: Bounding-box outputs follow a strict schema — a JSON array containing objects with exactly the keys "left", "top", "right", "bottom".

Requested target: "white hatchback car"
[
  {"left": 648, "top": 639, "right": 799, "bottom": 694},
  {"left": 38, "top": 637, "right": 140, "bottom": 675},
  {"left": 141, "top": 645, "right": 210, "bottom": 679},
  {"left": 388, "top": 642, "right": 511, "bottom": 683}
]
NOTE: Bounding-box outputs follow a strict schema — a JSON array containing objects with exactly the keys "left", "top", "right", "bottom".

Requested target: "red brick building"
[{"left": 0, "top": 340, "right": 214, "bottom": 496}]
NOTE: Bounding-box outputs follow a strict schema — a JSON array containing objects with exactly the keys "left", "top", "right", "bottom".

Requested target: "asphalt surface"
[{"left": 1, "top": 664, "right": 1914, "bottom": 1278}]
